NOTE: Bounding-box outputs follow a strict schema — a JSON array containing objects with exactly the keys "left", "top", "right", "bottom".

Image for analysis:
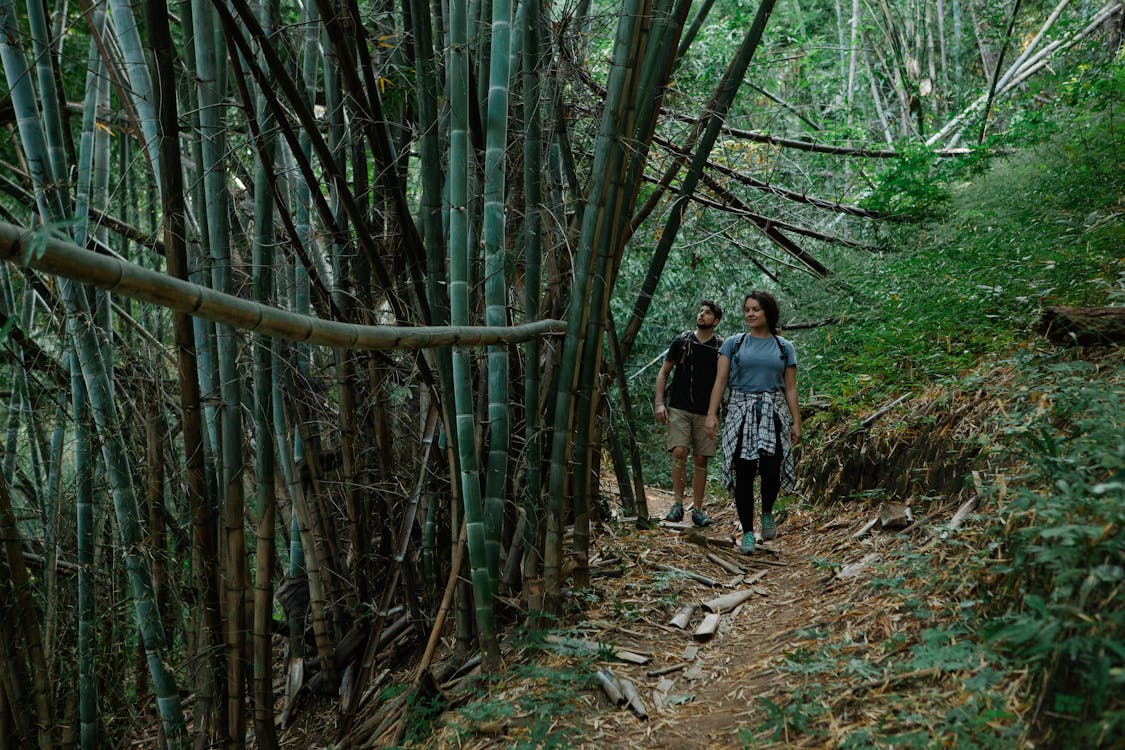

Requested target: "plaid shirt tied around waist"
[{"left": 721, "top": 390, "right": 796, "bottom": 494}]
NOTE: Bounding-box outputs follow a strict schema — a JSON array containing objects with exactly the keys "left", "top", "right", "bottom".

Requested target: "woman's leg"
[
  {"left": 733, "top": 458, "right": 759, "bottom": 531},
  {"left": 758, "top": 451, "right": 782, "bottom": 515}
]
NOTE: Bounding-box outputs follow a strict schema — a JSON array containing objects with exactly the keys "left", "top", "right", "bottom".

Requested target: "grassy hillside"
[{"left": 782, "top": 63, "right": 1124, "bottom": 746}]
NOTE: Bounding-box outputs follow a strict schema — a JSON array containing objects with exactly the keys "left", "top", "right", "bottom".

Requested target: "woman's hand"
[
  {"left": 790, "top": 422, "right": 802, "bottom": 445},
  {"left": 704, "top": 414, "right": 718, "bottom": 440}
]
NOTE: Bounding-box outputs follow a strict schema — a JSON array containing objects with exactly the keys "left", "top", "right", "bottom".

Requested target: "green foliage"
[
  {"left": 975, "top": 351, "right": 1125, "bottom": 743},
  {"left": 443, "top": 659, "right": 592, "bottom": 748},
  {"left": 794, "top": 74, "right": 1124, "bottom": 416},
  {"left": 756, "top": 687, "right": 829, "bottom": 742}
]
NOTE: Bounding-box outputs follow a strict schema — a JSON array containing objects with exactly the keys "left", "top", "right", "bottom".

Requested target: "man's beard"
[{"left": 697, "top": 320, "right": 716, "bottom": 331}]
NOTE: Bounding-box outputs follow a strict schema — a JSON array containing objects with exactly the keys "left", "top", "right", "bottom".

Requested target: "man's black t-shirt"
[{"left": 665, "top": 332, "right": 723, "bottom": 415}]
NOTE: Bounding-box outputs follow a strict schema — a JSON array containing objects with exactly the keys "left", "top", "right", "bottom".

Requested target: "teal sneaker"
[
  {"left": 740, "top": 532, "right": 755, "bottom": 555},
  {"left": 664, "top": 501, "right": 684, "bottom": 522},
  {"left": 691, "top": 507, "right": 711, "bottom": 528},
  {"left": 761, "top": 513, "right": 776, "bottom": 540}
]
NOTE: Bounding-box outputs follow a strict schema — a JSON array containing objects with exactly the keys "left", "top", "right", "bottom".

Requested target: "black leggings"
[{"left": 733, "top": 452, "right": 781, "bottom": 532}]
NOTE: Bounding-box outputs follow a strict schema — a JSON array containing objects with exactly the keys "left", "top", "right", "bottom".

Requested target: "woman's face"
[{"left": 744, "top": 298, "right": 766, "bottom": 330}]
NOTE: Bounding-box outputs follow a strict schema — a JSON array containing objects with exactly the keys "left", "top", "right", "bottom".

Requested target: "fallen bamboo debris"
[
  {"left": 701, "top": 588, "right": 759, "bottom": 613},
  {"left": 879, "top": 502, "right": 913, "bottom": 530},
  {"left": 853, "top": 517, "right": 880, "bottom": 540},
  {"left": 619, "top": 677, "right": 649, "bottom": 720},
  {"left": 694, "top": 612, "right": 722, "bottom": 641},
  {"left": 835, "top": 552, "right": 879, "bottom": 580},
  {"left": 652, "top": 562, "right": 724, "bottom": 587},
  {"left": 668, "top": 604, "right": 696, "bottom": 629},
  {"left": 686, "top": 530, "right": 737, "bottom": 548},
  {"left": 860, "top": 392, "right": 911, "bottom": 428},
  {"left": 646, "top": 662, "right": 688, "bottom": 677},
  {"left": 743, "top": 570, "right": 768, "bottom": 585},
  {"left": 543, "top": 634, "right": 651, "bottom": 664},
  {"left": 941, "top": 496, "right": 979, "bottom": 538},
  {"left": 706, "top": 552, "right": 745, "bottom": 575},
  {"left": 595, "top": 668, "right": 626, "bottom": 705}
]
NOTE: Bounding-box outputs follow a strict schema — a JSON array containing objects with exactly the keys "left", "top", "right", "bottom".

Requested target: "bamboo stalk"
[{"left": 701, "top": 588, "right": 759, "bottom": 613}]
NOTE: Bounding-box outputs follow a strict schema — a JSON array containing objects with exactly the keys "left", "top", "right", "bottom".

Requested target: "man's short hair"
[{"left": 701, "top": 299, "right": 723, "bottom": 321}]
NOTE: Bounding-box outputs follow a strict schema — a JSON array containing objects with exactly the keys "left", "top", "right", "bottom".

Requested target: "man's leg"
[
  {"left": 665, "top": 446, "right": 688, "bottom": 521},
  {"left": 691, "top": 454, "right": 709, "bottom": 508},
  {"left": 670, "top": 445, "right": 688, "bottom": 501}
]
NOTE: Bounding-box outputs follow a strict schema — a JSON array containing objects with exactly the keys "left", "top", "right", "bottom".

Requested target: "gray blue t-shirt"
[{"left": 719, "top": 333, "right": 797, "bottom": 393}]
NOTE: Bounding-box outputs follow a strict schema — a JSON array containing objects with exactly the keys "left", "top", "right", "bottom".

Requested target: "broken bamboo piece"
[
  {"left": 693, "top": 612, "right": 721, "bottom": 641},
  {"left": 941, "top": 496, "right": 979, "bottom": 538},
  {"left": 619, "top": 677, "right": 649, "bottom": 720},
  {"left": 668, "top": 604, "right": 695, "bottom": 629},
  {"left": 595, "top": 668, "right": 626, "bottom": 705},
  {"left": 701, "top": 588, "right": 758, "bottom": 613}
]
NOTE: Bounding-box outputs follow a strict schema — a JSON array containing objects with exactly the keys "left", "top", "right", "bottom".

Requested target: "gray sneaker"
[
  {"left": 691, "top": 507, "right": 711, "bottom": 527},
  {"left": 664, "top": 501, "right": 684, "bottom": 522},
  {"left": 740, "top": 532, "right": 756, "bottom": 555},
  {"left": 761, "top": 513, "right": 777, "bottom": 540}
]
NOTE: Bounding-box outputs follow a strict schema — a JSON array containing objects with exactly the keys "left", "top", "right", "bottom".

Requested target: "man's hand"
[{"left": 655, "top": 404, "right": 668, "bottom": 424}]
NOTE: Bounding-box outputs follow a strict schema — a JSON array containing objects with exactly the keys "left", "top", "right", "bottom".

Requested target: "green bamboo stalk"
[
  {"left": 481, "top": 0, "right": 514, "bottom": 593},
  {"left": 106, "top": 0, "right": 162, "bottom": 187},
  {"left": 143, "top": 0, "right": 222, "bottom": 742},
  {"left": 73, "top": 358, "right": 96, "bottom": 750},
  {"left": 543, "top": 0, "right": 649, "bottom": 607},
  {"left": 620, "top": 0, "right": 780, "bottom": 360},
  {"left": 251, "top": 0, "right": 279, "bottom": 743},
  {"left": 0, "top": 460, "right": 53, "bottom": 750},
  {"left": 449, "top": 0, "right": 501, "bottom": 669},
  {"left": 22, "top": 0, "right": 67, "bottom": 193},
  {"left": 520, "top": 0, "right": 545, "bottom": 596},
  {"left": 188, "top": 0, "right": 248, "bottom": 736},
  {"left": 64, "top": 283, "right": 188, "bottom": 743}
]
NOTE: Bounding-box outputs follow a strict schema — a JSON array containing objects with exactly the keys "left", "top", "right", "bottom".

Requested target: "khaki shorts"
[{"left": 666, "top": 406, "right": 717, "bottom": 457}]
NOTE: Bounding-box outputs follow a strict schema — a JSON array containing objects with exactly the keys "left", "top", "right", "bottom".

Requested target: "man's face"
[{"left": 697, "top": 306, "right": 718, "bottom": 330}]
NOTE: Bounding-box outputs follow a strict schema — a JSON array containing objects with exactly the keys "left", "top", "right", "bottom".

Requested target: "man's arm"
[
  {"left": 704, "top": 355, "right": 730, "bottom": 439},
  {"left": 654, "top": 360, "right": 675, "bottom": 424}
]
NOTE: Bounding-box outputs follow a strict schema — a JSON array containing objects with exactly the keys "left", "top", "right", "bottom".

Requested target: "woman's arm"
[
  {"left": 704, "top": 355, "right": 730, "bottom": 439},
  {"left": 784, "top": 365, "right": 801, "bottom": 445}
]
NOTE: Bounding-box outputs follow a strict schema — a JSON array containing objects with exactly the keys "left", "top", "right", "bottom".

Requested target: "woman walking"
[{"left": 704, "top": 291, "right": 801, "bottom": 554}]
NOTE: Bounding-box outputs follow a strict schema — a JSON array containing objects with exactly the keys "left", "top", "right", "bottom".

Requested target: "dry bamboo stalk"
[
  {"left": 942, "top": 496, "right": 979, "bottom": 537},
  {"left": 646, "top": 662, "right": 687, "bottom": 677},
  {"left": 693, "top": 612, "right": 721, "bottom": 641},
  {"left": 652, "top": 562, "right": 723, "bottom": 587},
  {"left": 706, "top": 552, "right": 744, "bottom": 575},
  {"left": 701, "top": 588, "right": 758, "bottom": 613},
  {"left": 853, "top": 517, "right": 880, "bottom": 539},
  {"left": 668, "top": 604, "right": 695, "bottom": 629}
]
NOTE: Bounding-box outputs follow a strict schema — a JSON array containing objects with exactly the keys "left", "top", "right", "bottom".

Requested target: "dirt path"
[{"left": 560, "top": 486, "right": 892, "bottom": 749}]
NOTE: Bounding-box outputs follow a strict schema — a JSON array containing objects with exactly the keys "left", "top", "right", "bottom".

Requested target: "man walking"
[{"left": 654, "top": 300, "right": 723, "bottom": 526}]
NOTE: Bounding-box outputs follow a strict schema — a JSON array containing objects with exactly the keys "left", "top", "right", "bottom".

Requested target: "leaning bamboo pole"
[{"left": 0, "top": 222, "right": 566, "bottom": 349}]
